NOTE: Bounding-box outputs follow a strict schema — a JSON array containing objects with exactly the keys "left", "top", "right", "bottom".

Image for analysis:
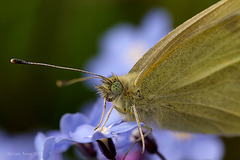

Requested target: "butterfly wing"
[
  {"left": 132, "top": 0, "right": 240, "bottom": 134},
  {"left": 129, "top": 0, "right": 229, "bottom": 75}
]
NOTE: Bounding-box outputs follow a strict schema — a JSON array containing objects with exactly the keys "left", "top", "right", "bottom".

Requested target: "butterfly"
[{"left": 11, "top": 0, "right": 240, "bottom": 155}]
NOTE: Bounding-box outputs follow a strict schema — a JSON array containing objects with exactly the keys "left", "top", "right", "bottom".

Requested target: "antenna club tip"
[
  {"left": 10, "top": 58, "right": 17, "bottom": 63},
  {"left": 56, "top": 80, "right": 64, "bottom": 87},
  {"left": 10, "top": 58, "right": 26, "bottom": 64}
]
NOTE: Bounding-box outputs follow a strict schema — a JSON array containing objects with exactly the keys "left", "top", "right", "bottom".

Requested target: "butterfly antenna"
[
  {"left": 10, "top": 58, "right": 109, "bottom": 81},
  {"left": 56, "top": 76, "right": 101, "bottom": 87}
]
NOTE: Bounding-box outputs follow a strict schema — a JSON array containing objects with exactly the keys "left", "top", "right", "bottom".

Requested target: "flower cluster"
[{"left": 35, "top": 100, "right": 144, "bottom": 160}]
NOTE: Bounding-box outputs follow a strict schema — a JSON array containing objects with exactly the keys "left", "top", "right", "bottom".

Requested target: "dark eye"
[{"left": 110, "top": 81, "right": 123, "bottom": 95}]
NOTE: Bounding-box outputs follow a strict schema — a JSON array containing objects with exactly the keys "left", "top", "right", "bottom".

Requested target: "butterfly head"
[{"left": 95, "top": 74, "right": 123, "bottom": 102}]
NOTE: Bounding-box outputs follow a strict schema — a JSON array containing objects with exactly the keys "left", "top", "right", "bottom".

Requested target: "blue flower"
[
  {"left": 34, "top": 131, "right": 69, "bottom": 160},
  {"left": 34, "top": 99, "right": 141, "bottom": 160},
  {"left": 58, "top": 99, "right": 141, "bottom": 148},
  {"left": 0, "top": 130, "right": 37, "bottom": 160}
]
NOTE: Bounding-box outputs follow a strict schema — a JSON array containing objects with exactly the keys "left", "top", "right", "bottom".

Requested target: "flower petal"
[
  {"left": 111, "top": 121, "right": 142, "bottom": 134},
  {"left": 60, "top": 113, "right": 89, "bottom": 136},
  {"left": 70, "top": 124, "right": 95, "bottom": 143},
  {"left": 42, "top": 136, "right": 56, "bottom": 160}
]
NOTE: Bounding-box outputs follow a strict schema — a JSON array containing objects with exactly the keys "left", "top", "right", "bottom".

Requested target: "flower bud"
[{"left": 97, "top": 138, "right": 116, "bottom": 160}]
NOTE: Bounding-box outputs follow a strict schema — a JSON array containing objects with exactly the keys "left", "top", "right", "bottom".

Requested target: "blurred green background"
[{"left": 1, "top": 0, "right": 240, "bottom": 159}]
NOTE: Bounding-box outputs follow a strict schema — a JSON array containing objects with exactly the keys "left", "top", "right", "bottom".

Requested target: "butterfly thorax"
[{"left": 95, "top": 73, "right": 144, "bottom": 121}]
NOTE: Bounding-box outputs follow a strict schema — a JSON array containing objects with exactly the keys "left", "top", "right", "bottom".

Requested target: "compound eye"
[{"left": 110, "top": 81, "right": 123, "bottom": 95}]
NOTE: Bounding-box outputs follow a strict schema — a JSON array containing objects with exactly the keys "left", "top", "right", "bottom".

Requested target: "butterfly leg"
[
  {"left": 95, "top": 98, "right": 107, "bottom": 130},
  {"left": 98, "top": 105, "right": 115, "bottom": 131},
  {"left": 132, "top": 105, "right": 145, "bottom": 154}
]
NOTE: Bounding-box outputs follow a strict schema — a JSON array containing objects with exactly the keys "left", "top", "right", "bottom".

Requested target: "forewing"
[
  {"left": 129, "top": 0, "right": 228, "bottom": 74},
  {"left": 135, "top": 0, "right": 240, "bottom": 134}
]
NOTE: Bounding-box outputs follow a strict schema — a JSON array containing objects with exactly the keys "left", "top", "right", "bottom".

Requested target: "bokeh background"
[{"left": 1, "top": 0, "right": 240, "bottom": 159}]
